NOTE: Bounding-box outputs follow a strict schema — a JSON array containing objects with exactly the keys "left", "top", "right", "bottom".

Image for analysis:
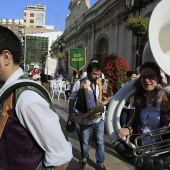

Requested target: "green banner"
[
  {"left": 29, "top": 64, "right": 34, "bottom": 71},
  {"left": 68, "top": 48, "right": 86, "bottom": 72}
]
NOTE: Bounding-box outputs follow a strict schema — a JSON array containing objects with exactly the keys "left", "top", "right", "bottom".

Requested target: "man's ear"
[{"left": 1, "top": 50, "right": 12, "bottom": 65}]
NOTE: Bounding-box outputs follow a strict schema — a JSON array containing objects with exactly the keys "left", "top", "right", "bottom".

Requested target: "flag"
[{"left": 68, "top": 48, "right": 86, "bottom": 72}]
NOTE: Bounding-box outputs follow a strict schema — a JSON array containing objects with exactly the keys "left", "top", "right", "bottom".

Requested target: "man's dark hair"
[
  {"left": 0, "top": 25, "right": 22, "bottom": 64},
  {"left": 126, "top": 71, "right": 136, "bottom": 78},
  {"left": 87, "top": 62, "right": 101, "bottom": 74},
  {"left": 90, "top": 57, "right": 99, "bottom": 63}
]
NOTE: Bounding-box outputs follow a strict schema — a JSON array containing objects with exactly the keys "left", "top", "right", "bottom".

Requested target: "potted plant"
[
  {"left": 58, "top": 53, "right": 65, "bottom": 60},
  {"left": 124, "top": 16, "right": 149, "bottom": 36}
]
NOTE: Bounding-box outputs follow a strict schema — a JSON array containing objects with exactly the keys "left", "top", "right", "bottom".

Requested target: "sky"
[{"left": 0, "top": 0, "right": 98, "bottom": 30}]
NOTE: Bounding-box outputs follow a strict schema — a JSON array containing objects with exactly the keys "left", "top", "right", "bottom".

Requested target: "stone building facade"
[{"left": 51, "top": 0, "right": 160, "bottom": 79}]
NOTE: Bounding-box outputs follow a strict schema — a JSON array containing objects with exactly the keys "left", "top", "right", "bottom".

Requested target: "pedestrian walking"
[{"left": 68, "top": 62, "right": 106, "bottom": 170}]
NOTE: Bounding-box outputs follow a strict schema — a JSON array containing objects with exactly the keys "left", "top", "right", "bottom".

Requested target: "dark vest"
[
  {"left": 75, "top": 78, "right": 103, "bottom": 113},
  {"left": 0, "top": 75, "right": 56, "bottom": 170},
  {"left": 75, "top": 79, "right": 88, "bottom": 113},
  {"left": 0, "top": 94, "right": 44, "bottom": 170}
]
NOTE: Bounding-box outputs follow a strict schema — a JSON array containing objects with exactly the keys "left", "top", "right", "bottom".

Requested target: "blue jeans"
[{"left": 79, "top": 120, "right": 105, "bottom": 165}]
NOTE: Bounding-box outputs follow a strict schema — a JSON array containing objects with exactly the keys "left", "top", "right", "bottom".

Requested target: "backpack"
[{"left": 0, "top": 76, "right": 68, "bottom": 170}]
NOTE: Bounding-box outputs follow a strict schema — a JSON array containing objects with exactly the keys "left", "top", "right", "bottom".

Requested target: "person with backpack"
[
  {"left": 0, "top": 25, "right": 72, "bottom": 170},
  {"left": 68, "top": 62, "right": 106, "bottom": 170}
]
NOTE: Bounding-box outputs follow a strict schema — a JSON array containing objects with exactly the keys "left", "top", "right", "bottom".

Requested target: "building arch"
[{"left": 95, "top": 34, "right": 109, "bottom": 64}]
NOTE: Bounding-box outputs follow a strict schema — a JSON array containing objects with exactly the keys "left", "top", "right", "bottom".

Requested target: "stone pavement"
[{"left": 52, "top": 98, "right": 135, "bottom": 170}]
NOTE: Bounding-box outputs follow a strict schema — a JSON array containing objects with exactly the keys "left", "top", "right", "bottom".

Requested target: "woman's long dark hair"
[{"left": 134, "top": 62, "right": 163, "bottom": 108}]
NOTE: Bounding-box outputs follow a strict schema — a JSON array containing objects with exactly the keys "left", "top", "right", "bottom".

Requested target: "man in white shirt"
[
  {"left": 68, "top": 62, "right": 106, "bottom": 170},
  {"left": 0, "top": 25, "right": 72, "bottom": 170}
]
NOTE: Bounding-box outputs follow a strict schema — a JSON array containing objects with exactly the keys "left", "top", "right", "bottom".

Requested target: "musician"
[
  {"left": 0, "top": 25, "right": 72, "bottom": 170},
  {"left": 68, "top": 62, "right": 106, "bottom": 170},
  {"left": 118, "top": 62, "right": 170, "bottom": 170}
]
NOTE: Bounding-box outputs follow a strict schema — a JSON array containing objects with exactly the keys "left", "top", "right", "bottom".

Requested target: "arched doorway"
[{"left": 95, "top": 35, "right": 109, "bottom": 64}]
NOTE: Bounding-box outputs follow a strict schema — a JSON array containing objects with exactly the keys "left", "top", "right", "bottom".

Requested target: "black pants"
[
  {"left": 120, "top": 108, "right": 134, "bottom": 127},
  {"left": 65, "top": 90, "right": 70, "bottom": 99}
]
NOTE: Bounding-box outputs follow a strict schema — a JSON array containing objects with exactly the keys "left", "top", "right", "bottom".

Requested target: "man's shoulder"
[{"left": 12, "top": 79, "right": 52, "bottom": 104}]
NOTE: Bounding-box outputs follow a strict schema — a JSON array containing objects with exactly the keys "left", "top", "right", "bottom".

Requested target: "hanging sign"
[{"left": 68, "top": 48, "right": 86, "bottom": 72}]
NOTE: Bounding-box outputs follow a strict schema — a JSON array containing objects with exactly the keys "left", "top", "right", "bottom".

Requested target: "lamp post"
[
  {"left": 124, "top": 0, "right": 154, "bottom": 67},
  {"left": 125, "top": 0, "right": 153, "bottom": 15},
  {"left": 58, "top": 37, "right": 65, "bottom": 53}
]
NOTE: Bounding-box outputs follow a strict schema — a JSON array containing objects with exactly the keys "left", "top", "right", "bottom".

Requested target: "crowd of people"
[
  {"left": 0, "top": 25, "right": 170, "bottom": 170},
  {"left": 24, "top": 66, "right": 71, "bottom": 98}
]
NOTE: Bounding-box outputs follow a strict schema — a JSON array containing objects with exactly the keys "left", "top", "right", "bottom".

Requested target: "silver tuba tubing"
[{"left": 106, "top": 80, "right": 136, "bottom": 143}]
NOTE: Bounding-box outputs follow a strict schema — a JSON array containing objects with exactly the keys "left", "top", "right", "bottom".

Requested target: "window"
[
  {"left": 30, "top": 19, "right": 34, "bottom": 23},
  {"left": 30, "top": 13, "right": 34, "bottom": 17},
  {"left": 8, "top": 19, "right": 12, "bottom": 23},
  {"left": 2, "top": 19, "right": 6, "bottom": 24}
]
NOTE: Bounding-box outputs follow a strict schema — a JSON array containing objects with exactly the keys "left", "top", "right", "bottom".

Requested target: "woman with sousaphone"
[
  {"left": 106, "top": 0, "right": 170, "bottom": 169},
  {"left": 118, "top": 62, "right": 170, "bottom": 170}
]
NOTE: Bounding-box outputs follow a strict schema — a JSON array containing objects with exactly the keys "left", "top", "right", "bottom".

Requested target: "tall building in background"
[{"left": 24, "top": 4, "right": 46, "bottom": 28}]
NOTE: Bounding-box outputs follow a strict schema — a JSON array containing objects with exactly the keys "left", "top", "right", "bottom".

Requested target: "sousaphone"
[{"left": 106, "top": 0, "right": 170, "bottom": 169}]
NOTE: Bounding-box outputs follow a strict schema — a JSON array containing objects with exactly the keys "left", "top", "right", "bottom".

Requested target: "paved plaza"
[{"left": 52, "top": 98, "right": 134, "bottom": 170}]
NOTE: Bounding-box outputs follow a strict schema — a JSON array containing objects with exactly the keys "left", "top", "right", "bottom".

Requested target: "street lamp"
[
  {"left": 125, "top": 0, "right": 135, "bottom": 12},
  {"left": 124, "top": 0, "right": 154, "bottom": 67},
  {"left": 58, "top": 37, "right": 65, "bottom": 53},
  {"left": 125, "top": 0, "right": 154, "bottom": 15}
]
